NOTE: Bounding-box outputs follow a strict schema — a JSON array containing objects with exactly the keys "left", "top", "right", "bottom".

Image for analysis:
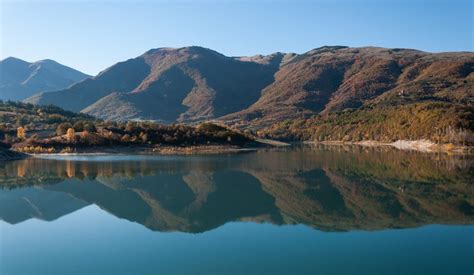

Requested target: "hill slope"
[
  {"left": 222, "top": 46, "right": 474, "bottom": 128},
  {"left": 0, "top": 101, "right": 257, "bottom": 154},
  {"left": 23, "top": 46, "right": 473, "bottom": 144},
  {"left": 0, "top": 57, "right": 90, "bottom": 101},
  {"left": 27, "top": 47, "right": 280, "bottom": 123}
]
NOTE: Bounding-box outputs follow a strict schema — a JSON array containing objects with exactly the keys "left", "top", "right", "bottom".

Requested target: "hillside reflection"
[{"left": 1, "top": 146, "right": 473, "bottom": 232}]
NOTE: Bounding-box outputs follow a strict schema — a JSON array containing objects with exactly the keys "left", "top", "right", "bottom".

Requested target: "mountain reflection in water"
[{"left": 1, "top": 145, "right": 473, "bottom": 233}]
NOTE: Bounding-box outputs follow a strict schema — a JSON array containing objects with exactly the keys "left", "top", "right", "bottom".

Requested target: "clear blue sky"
[{"left": 1, "top": 0, "right": 472, "bottom": 75}]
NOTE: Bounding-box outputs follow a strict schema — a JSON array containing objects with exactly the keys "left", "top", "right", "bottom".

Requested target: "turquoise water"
[{"left": 1, "top": 146, "right": 473, "bottom": 275}]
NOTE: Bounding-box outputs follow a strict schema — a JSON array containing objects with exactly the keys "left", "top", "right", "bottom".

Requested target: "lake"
[{"left": 1, "top": 145, "right": 473, "bottom": 275}]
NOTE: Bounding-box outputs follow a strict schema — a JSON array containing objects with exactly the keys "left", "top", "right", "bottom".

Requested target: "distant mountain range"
[
  {"left": 20, "top": 46, "right": 473, "bottom": 130},
  {"left": 0, "top": 57, "right": 90, "bottom": 101}
]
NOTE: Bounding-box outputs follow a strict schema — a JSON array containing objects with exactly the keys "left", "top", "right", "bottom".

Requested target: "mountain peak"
[
  {"left": 34, "top": 59, "right": 59, "bottom": 65},
  {"left": 0, "top": 57, "right": 90, "bottom": 101},
  {"left": 143, "top": 46, "right": 224, "bottom": 59},
  {"left": 1, "top": 56, "right": 29, "bottom": 66}
]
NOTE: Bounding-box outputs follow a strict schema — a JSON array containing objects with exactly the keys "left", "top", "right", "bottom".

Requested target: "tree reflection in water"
[{"left": 1, "top": 145, "right": 472, "bottom": 232}]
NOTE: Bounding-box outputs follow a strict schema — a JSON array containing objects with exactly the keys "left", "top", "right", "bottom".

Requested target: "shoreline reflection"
[{"left": 1, "top": 146, "right": 473, "bottom": 233}]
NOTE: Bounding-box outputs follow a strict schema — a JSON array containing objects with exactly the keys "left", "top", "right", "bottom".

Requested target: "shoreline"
[
  {"left": 3, "top": 139, "right": 472, "bottom": 160},
  {"left": 304, "top": 139, "right": 473, "bottom": 154},
  {"left": 6, "top": 144, "right": 267, "bottom": 160},
  {"left": 5, "top": 138, "right": 289, "bottom": 159}
]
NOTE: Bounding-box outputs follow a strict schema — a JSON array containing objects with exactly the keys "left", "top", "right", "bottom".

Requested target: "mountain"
[
  {"left": 23, "top": 46, "right": 474, "bottom": 143},
  {"left": 0, "top": 57, "right": 90, "bottom": 101},
  {"left": 26, "top": 47, "right": 281, "bottom": 122},
  {"left": 222, "top": 46, "right": 474, "bottom": 128}
]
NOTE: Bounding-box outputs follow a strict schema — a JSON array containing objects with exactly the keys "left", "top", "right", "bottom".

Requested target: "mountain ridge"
[
  {"left": 26, "top": 46, "right": 280, "bottom": 122},
  {"left": 19, "top": 45, "right": 474, "bottom": 143},
  {"left": 0, "top": 57, "right": 90, "bottom": 101},
  {"left": 223, "top": 47, "right": 473, "bottom": 128}
]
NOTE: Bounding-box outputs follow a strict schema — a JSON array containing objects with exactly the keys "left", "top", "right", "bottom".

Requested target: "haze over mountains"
[
  {"left": 20, "top": 46, "right": 473, "bottom": 130},
  {"left": 0, "top": 57, "right": 90, "bottom": 101}
]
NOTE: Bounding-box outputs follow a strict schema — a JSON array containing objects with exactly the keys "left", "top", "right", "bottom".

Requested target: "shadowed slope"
[
  {"left": 21, "top": 46, "right": 473, "bottom": 137},
  {"left": 26, "top": 47, "right": 278, "bottom": 123},
  {"left": 25, "top": 57, "right": 151, "bottom": 112}
]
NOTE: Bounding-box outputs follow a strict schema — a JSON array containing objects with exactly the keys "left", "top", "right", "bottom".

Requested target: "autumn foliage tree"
[
  {"left": 56, "top": 122, "right": 73, "bottom": 136},
  {"left": 17, "top": 127, "right": 26, "bottom": 140},
  {"left": 66, "top": 128, "right": 75, "bottom": 143}
]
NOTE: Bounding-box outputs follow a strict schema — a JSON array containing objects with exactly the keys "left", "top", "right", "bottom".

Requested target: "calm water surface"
[{"left": 0, "top": 145, "right": 473, "bottom": 275}]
